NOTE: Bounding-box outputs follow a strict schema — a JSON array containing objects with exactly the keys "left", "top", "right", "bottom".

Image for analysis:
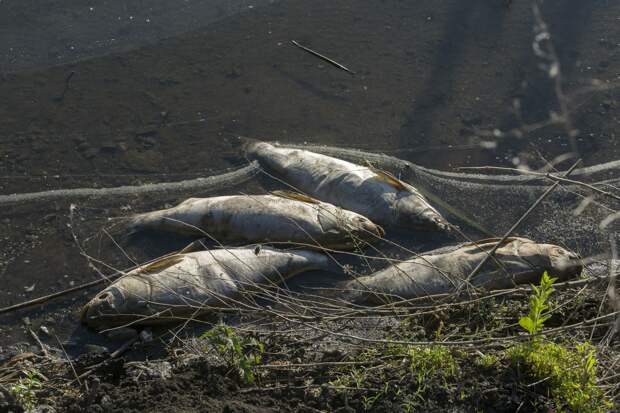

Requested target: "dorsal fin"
[
  {"left": 271, "top": 190, "right": 321, "bottom": 204},
  {"left": 137, "top": 255, "right": 184, "bottom": 274},
  {"left": 365, "top": 160, "right": 409, "bottom": 192},
  {"left": 463, "top": 237, "right": 525, "bottom": 250},
  {"left": 179, "top": 239, "right": 206, "bottom": 254}
]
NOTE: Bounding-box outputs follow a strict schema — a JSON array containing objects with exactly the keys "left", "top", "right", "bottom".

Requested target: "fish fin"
[
  {"left": 365, "top": 160, "right": 409, "bottom": 192},
  {"left": 137, "top": 255, "right": 184, "bottom": 274},
  {"left": 178, "top": 239, "right": 207, "bottom": 254},
  {"left": 464, "top": 237, "right": 526, "bottom": 250},
  {"left": 411, "top": 186, "right": 495, "bottom": 237},
  {"left": 365, "top": 161, "right": 493, "bottom": 237},
  {"left": 271, "top": 190, "right": 321, "bottom": 204}
]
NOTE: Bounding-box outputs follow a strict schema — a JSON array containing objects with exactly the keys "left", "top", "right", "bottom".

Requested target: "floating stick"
[{"left": 291, "top": 40, "right": 356, "bottom": 75}]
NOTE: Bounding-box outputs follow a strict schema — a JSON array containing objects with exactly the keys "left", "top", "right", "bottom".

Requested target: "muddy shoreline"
[{"left": 0, "top": 0, "right": 619, "bottom": 410}]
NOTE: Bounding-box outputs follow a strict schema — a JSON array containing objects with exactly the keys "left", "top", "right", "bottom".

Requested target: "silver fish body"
[
  {"left": 245, "top": 141, "right": 450, "bottom": 232},
  {"left": 345, "top": 237, "right": 582, "bottom": 304},
  {"left": 82, "top": 247, "right": 329, "bottom": 328},
  {"left": 128, "top": 194, "right": 383, "bottom": 249}
]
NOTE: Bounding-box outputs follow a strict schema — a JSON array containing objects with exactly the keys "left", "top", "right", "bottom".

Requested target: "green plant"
[
  {"left": 475, "top": 353, "right": 499, "bottom": 369},
  {"left": 518, "top": 271, "right": 556, "bottom": 335},
  {"left": 407, "top": 346, "right": 459, "bottom": 394},
  {"left": 388, "top": 345, "right": 459, "bottom": 395},
  {"left": 329, "top": 345, "right": 459, "bottom": 411},
  {"left": 329, "top": 366, "right": 366, "bottom": 390},
  {"left": 508, "top": 341, "right": 611, "bottom": 413},
  {"left": 361, "top": 383, "right": 388, "bottom": 411},
  {"left": 201, "top": 324, "right": 264, "bottom": 384},
  {"left": 9, "top": 369, "right": 42, "bottom": 410},
  {"left": 330, "top": 368, "right": 388, "bottom": 411},
  {"left": 510, "top": 273, "right": 610, "bottom": 411}
]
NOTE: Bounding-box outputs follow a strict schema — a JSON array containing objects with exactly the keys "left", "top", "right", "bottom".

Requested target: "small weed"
[
  {"left": 9, "top": 369, "right": 42, "bottom": 410},
  {"left": 518, "top": 271, "right": 556, "bottom": 335},
  {"left": 200, "top": 324, "right": 264, "bottom": 384},
  {"left": 361, "top": 383, "right": 388, "bottom": 411},
  {"left": 328, "top": 345, "right": 458, "bottom": 411},
  {"left": 509, "top": 272, "right": 611, "bottom": 412},
  {"left": 475, "top": 353, "right": 499, "bottom": 369},
  {"left": 396, "top": 345, "right": 459, "bottom": 394},
  {"left": 508, "top": 341, "right": 611, "bottom": 413}
]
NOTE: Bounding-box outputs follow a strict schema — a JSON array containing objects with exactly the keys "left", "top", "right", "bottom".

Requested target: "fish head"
[
  {"left": 81, "top": 277, "right": 151, "bottom": 330},
  {"left": 345, "top": 212, "right": 386, "bottom": 243},
  {"left": 394, "top": 194, "right": 452, "bottom": 233},
  {"left": 318, "top": 206, "right": 385, "bottom": 248},
  {"left": 537, "top": 242, "right": 583, "bottom": 280},
  {"left": 494, "top": 238, "right": 583, "bottom": 282}
]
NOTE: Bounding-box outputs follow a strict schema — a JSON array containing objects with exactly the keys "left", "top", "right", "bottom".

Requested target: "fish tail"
[
  {"left": 316, "top": 256, "right": 339, "bottom": 273},
  {"left": 323, "top": 280, "right": 375, "bottom": 306},
  {"left": 233, "top": 135, "right": 272, "bottom": 159},
  {"left": 105, "top": 213, "right": 149, "bottom": 242}
]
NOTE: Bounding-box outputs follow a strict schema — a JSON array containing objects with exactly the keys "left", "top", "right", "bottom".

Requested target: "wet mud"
[{"left": 0, "top": 0, "right": 618, "bottom": 405}]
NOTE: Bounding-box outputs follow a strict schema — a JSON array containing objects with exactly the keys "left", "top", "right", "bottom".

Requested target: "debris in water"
[{"left": 291, "top": 40, "right": 356, "bottom": 75}]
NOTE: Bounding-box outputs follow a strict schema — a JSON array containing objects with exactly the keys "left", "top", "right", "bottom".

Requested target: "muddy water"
[{"left": 0, "top": 0, "right": 618, "bottom": 355}]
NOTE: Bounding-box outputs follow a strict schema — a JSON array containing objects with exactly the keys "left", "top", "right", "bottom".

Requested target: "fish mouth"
[
  {"left": 408, "top": 216, "right": 453, "bottom": 234},
  {"left": 432, "top": 217, "right": 454, "bottom": 234},
  {"left": 351, "top": 217, "right": 385, "bottom": 240},
  {"left": 549, "top": 247, "right": 583, "bottom": 280},
  {"left": 81, "top": 287, "right": 125, "bottom": 327}
]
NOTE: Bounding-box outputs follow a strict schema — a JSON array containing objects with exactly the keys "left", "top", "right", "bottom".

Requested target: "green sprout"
[
  {"left": 518, "top": 271, "right": 556, "bottom": 335},
  {"left": 9, "top": 369, "right": 42, "bottom": 410},
  {"left": 201, "top": 324, "right": 264, "bottom": 385}
]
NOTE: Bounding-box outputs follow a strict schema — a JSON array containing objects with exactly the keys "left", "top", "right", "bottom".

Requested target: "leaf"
[
  {"left": 539, "top": 314, "right": 551, "bottom": 324},
  {"left": 519, "top": 317, "right": 536, "bottom": 334}
]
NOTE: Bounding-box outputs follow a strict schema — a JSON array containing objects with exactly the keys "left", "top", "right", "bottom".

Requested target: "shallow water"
[{"left": 0, "top": 0, "right": 618, "bottom": 355}]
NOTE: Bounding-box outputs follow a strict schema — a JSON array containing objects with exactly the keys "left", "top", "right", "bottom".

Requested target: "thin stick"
[
  {"left": 457, "top": 159, "right": 582, "bottom": 293},
  {"left": 601, "top": 236, "right": 620, "bottom": 346},
  {"left": 55, "top": 335, "right": 83, "bottom": 389},
  {"left": 291, "top": 40, "right": 356, "bottom": 75},
  {"left": 0, "top": 276, "right": 120, "bottom": 315},
  {"left": 28, "top": 329, "right": 49, "bottom": 358},
  {"left": 76, "top": 336, "right": 138, "bottom": 381}
]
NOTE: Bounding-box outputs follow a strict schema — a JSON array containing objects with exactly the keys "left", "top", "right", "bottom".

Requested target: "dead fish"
[
  {"left": 127, "top": 192, "right": 384, "bottom": 249},
  {"left": 81, "top": 247, "right": 329, "bottom": 329},
  {"left": 244, "top": 140, "right": 451, "bottom": 232},
  {"left": 344, "top": 237, "right": 582, "bottom": 304}
]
